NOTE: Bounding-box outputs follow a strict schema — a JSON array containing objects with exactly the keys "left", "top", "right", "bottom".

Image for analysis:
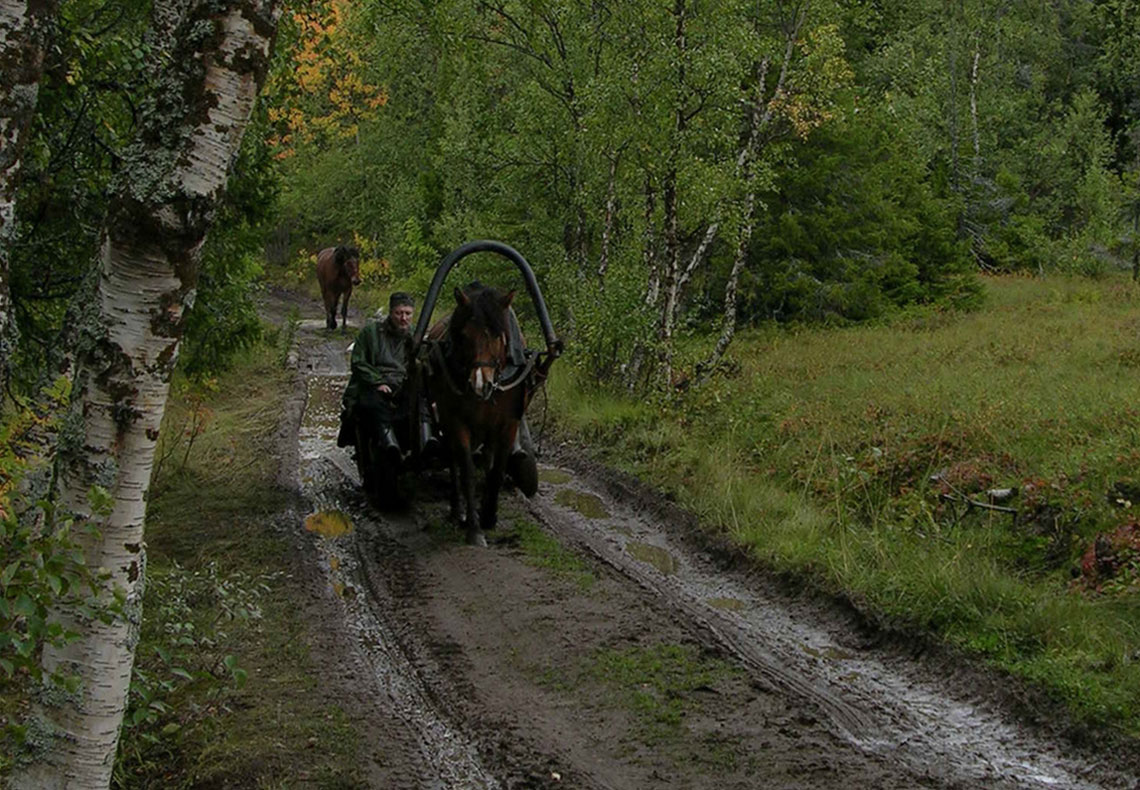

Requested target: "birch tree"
[
  {"left": 0, "top": 0, "right": 56, "bottom": 390},
  {"left": 10, "top": 0, "right": 279, "bottom": 785}
]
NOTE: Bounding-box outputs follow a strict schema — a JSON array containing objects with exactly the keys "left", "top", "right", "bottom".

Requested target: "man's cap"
[{"left": 389, "top": 292, "right": 414, "bottom": 309}]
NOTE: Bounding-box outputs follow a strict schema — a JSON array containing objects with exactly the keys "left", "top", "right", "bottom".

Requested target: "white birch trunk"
[
  {"left": 0, "top": 0, "right": 55, "bottom": 386},
  {"left": 597, "top": 148, "right": 622, "bottom": 281},
  {"left": 661, "top": 40, "right": 788, "bottom": 380},
  {"left": 969, "top": 39, "right": 980, "bottom": 166},
  {"left": 699, "top": 192, "right": 755, "bottom": 379},
  {"left": 642, "top": 174, "right": 659, "bottom": 307},
  {"left": 10, "top": 1, "right": 278, "bottom": 787},
  {"left": 696, "top": 54, "right": 778, "bottom": 380}
]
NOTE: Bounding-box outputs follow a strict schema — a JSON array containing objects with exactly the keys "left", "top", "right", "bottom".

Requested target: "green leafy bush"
[
  {"left": 1, "top": 378, "right": 102, "bottom": 774},
  {"left": 113, "top": 561, "right": 278, "bottom": 787}
]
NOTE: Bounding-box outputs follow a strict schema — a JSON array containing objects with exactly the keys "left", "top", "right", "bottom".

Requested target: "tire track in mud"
[
  {"left": 526, "top": 465, "right": 1137, "bottom": 790},
  {"left": 282, "top": 308, "right": 1138, "bottom": 790},
  {"left": 296, "top": 359, "right": 502, "bottom": 789}
]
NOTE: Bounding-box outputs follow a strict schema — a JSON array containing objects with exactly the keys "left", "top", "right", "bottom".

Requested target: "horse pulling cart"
[{"left": 352, "top": 241, "right": 563, "bottom": 543}]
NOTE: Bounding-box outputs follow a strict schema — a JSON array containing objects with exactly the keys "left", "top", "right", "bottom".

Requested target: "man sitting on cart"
[{"left": 337, "top": 291, "right": 418, "bottom": 462}]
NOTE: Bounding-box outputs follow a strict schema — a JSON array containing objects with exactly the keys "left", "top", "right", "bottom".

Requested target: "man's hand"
[{"left": 377, "top": 384, "right": 392, "bottom": 395}]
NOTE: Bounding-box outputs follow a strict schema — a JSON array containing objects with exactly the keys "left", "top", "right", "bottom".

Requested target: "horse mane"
[
  {"left": 451, "top": 282, "right": 509, "bottom": 338},
  {"left": 335, "top": 246, "right": 359, "bottom": 266}
]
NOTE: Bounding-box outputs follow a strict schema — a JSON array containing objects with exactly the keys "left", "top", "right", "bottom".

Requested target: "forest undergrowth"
[
  {"left": 115, "top": 337, "right": 366, "bottom": 789},
  {"left": 546, "top": 273, "right": 1140, "bottom": 737}
]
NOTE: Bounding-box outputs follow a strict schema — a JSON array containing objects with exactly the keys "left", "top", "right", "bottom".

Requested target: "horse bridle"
[
  {"left": 432, "top": 336, "right": 505, "bottom": 401},
  {"left": 431, "top": 333, "right": 537, "bottom": 401}
]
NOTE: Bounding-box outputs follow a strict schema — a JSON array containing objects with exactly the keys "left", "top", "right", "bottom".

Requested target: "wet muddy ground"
[{"left": 267, "top": 289, "right": 1140, "bottom": 789}]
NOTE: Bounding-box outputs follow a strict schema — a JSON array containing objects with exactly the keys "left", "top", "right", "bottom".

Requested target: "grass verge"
[
  {"left": 547, "top": 273, "right": 1140, "bottom": 737},
  {"left": 115, "top": 338, "right": 367, "bottom": 789}
]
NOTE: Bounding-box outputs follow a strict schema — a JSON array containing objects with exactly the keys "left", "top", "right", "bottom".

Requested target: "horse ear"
[
  {"left": 454, "top": 287, "right": 471, "bottom": 307},
  {"left": 501, "top": 289, "right": 515, "bottom": 310}
]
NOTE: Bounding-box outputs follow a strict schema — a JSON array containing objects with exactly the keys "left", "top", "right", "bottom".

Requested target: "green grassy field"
[{"left": 546, "top": 274, "right": 1140, "bottom": 735}]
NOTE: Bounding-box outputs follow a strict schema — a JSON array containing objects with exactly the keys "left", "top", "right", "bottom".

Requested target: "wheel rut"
[
  {"left": 525, "top": 462, "right": 1138, "bottom": 790},
  {"left": 277, "top": 299, "right": 1139, "bottom": 790}
]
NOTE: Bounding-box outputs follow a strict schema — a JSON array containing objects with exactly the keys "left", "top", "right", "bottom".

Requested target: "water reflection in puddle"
[
  {"left": 300, "top": 376, "right": 347, "bottom": 461},
  {"left": 626, "top": 541, "right": 679, "bottom": 575},
  {"left": 538, "top": 468, "right": 573, "bottom": 485},
  {"left": 554, "top": 488, "right": 610, "bottom": 519},
  {"left": 305, "top": 509, "right": 354, "bottom": 538}
]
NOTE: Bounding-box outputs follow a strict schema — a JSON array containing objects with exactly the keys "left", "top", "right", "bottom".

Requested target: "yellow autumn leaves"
[{"left": 266, "top": 0, "right": 389, "bottom": 158}]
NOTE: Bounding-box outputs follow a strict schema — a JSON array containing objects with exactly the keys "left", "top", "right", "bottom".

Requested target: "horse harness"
[{"left": 427, "top": 338, "right": 540, "bottom": 401}]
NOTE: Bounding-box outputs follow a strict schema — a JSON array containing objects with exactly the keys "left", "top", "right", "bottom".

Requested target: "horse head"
[
  {"left": 336, "top": 246, "right": 362, "bottom": 286},
  {"left": 450, "top": 284, "right": 515, "bottom": 401}
]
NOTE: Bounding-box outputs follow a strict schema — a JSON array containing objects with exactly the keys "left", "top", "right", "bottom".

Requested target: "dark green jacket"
[{"left": 342, "top": 318, "right": 411, "bottom": 412}]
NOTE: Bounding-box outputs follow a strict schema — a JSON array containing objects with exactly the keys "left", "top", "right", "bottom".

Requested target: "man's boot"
[
  {"left": 507, "top": 419, "right": 538, "bottom": 498},
  {"left": 336, "top": 409, "right": 355, "bottom": 448},
  {"left": 418, "top": 400, "right": 441, "bottom": 460},
  {"left": 379, "top": 425, "right": 403, "bottom": 467}
]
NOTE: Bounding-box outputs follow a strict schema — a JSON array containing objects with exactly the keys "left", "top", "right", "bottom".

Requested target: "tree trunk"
[
  {"left": 695, "top": 47, "right": 788, "bottom": 380},
  {"left": 0, "top": 0, "right": 56, "bottom": 390},
  {"left": 597, "top": 147, "right": 623, "bottom": 282},
  {"left": 699, "top": 194, "right": 755, "bottom": 379},
  {"left": 969, "top": 39, "right": 980, "bottom": 167},
  {"left": 642, "top": 172, "right": 659, "bottom": 307},
  {"left": 656, "top": 0, "right": 687, "bottom": 386},
  {"left": 10, "top": 1, "right": 278, "bottom": 787},
  {"left": 627, "top": 173, "right": 656, "bottom": 390}
]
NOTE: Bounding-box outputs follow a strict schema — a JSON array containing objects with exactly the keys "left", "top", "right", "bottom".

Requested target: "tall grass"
[
  {"left": 124, "top": 340, "right": 367, "bottom": 787},
  {"left": 548, "top": 274, "right": 1140, "bottom": 734}
]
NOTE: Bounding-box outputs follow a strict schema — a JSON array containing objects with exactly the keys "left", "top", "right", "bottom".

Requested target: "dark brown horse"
[
  {"left": 316, "top": 246, "right": 361, "bottom": 331},
  {"left": 427, "top": 284, "right": 528, "bottom": 546}
]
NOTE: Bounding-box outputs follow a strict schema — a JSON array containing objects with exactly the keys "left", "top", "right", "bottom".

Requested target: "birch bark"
[
  {"left": 655, "top": 0, "right": 687, "bottom": 386},
  {"left": 10, "top": 1, "right": 278, "bottom": 786},
  {"left": 0, "top": 0, "right": 56, "bottom": 388}
]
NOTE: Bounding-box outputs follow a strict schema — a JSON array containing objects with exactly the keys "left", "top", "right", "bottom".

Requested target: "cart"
[{"left": 352, "top": 240, "right": 563, "bottom": 507}]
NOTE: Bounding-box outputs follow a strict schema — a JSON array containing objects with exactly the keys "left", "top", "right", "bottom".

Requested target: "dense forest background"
[{"left": 8, "top": 0, "right": 1140, "bottom": 389}]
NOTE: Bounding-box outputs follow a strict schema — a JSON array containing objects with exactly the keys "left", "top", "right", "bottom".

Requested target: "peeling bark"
[
  {"left": 0, "top": 0, "right": 56, "bottom": 390},
  {"left": 10, "top": 1, "right": 279, "bottom": 786}
]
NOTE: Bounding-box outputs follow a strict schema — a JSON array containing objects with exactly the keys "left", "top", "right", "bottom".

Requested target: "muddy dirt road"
[{"left": 272, "top": 292, "right": 1139, "bottom": 790}]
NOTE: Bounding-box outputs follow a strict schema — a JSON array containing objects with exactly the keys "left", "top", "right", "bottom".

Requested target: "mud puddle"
[{"left": 530, "top": 464, "right": 1138, "bottom": 790}]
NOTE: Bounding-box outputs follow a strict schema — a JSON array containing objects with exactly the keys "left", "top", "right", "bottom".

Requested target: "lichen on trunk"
[
  {"left": 0, "top": 0, "right": 57, "bottom": 389},
  {"left": 9, "top": 1, "right": 279, "bottom": 787}
]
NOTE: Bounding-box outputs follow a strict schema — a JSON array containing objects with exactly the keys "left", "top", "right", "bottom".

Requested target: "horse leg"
[
  {"left": 447, "top": 452, "right": 461, "bottom": 523},
  {"left": 462, "top": 449, "right": 483, "bottom": 546},
  {"left": 323, "top": 287, "right": 337, "bottom": 330},
  {"left": 453, "top": 428, "right": 483, "bottom": 546},
  {"left": 480, "top": 440, "right": 509, "bottom": 534},
  {"left": 340, "top": 285, "right": 351, "bottom": 333}
]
